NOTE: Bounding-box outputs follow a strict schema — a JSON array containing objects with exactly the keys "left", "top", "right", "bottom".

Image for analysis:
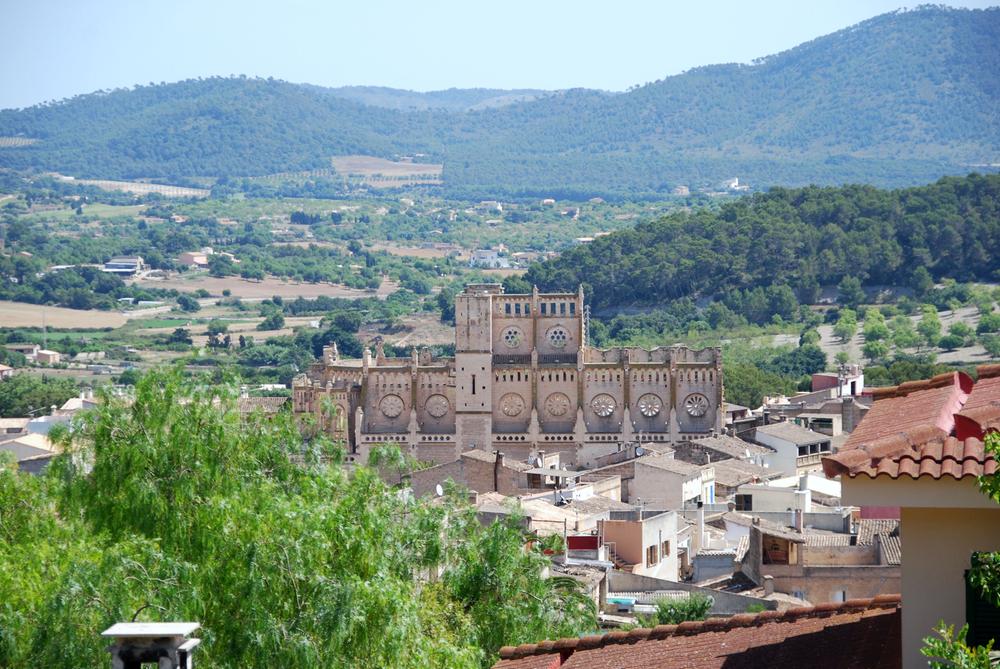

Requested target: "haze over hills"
[
  {"left": 311, "top": 85, "right": 555, "bottom": 111},
  {"left": 0, "top": 6, "right": 997, "bottom": 197}
]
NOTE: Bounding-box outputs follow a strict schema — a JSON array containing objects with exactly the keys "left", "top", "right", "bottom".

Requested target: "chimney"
[
  {"left": 841, "top": 397, "right": 855, "bottom": 434},
  {"left": 693, "top": 501, "right": 705, "bottom": 554},
  {"left": 494, "top": 450, "right": 504, "bottom": 492},
  {"left": 794, "top": 508, "right": 804, "bottom": 533},
  {"left": 103, "top": 622, "right": 201, "bottom": 668},
  {"left": 798, "top": 474, "right": 808, "bottom": 492}
]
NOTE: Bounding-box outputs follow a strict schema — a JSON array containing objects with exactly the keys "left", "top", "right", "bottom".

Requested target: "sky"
[{"left": 1, "top": 0, "right": 996, "bottom": 110}]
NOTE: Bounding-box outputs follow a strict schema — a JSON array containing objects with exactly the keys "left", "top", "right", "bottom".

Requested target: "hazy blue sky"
[{"left": 1, "top": 1, "right": 995, "bottom": 109}]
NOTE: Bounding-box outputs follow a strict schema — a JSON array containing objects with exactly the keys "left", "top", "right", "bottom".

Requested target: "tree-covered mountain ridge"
[
  {"left": 523, "top": 173, "right": 1000, "bottom": 312},
  {"left": 0, "top": 6, "right": 997, "bottom": 196}
]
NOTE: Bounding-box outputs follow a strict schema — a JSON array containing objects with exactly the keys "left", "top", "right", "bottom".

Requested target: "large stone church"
[{"left": 292, "top": 283, "right": 723, "bottom": 466}]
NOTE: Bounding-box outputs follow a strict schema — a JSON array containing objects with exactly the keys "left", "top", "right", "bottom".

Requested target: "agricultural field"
[
  {"left": 0, "top": 301, "right": 128, "bottom": 328},
  {"left": 53, "top": 175, "right": 210, "bottom": 198},
  {"left": 129, "top": 274, "right": 399, "bottom": 300},
  {"left": 331, "top": 155, "right": 443, "bottom": 187}
]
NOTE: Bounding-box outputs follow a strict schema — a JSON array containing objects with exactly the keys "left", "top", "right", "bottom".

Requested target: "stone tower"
[{"left": 454, "top": 284, "right": 498, "bottom": 450}]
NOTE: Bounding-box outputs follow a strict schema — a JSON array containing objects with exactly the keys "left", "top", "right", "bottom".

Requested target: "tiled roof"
[
  {"left": 462, "top": 449, "right": 532, "bottom": 471},
  {"left": 710, "top": 459, "right": 774, "bottom": 488},
  {"left": 493, "top": 595, "right": 901, "bottom": 669},
  {"left": 803, "top": 533, "right": 852, "bottom": 547},
  {"left": 856, "top": 519, "right": 899, "bottom": 546},
  {"left": 879, "top": 532, "right": 902, "bottom": 566},
  {"left": 636, "top": 455, "right": 703, "bottom": 476},
  {"left": 955, "top": 364, "right": 1000, "bottom": 439},
  {"left": 689, "top": 434, "right": 772, "bottom": 459},
  {"left": 823, "top": 369, "right": 999, "bottom": 480},
  {"left": 755, "top": 422, "right": 829, "bottom": 445},
  {"left": 236, "top": 396, "right": 289, "bottom": 414}
]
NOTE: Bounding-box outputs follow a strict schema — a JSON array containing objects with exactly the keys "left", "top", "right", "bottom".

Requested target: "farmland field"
[
  {"left": 331, "top": 155, "right": 443, "bottom": 187},
  {"left": 129, "top": 274, "right": 399, "bottom": 299},
  {"left": 54, "top": 176, "right": 210, "bottom": 198},
  {"left": 0, "top": 301, "right": 127, "bottom": 328}
]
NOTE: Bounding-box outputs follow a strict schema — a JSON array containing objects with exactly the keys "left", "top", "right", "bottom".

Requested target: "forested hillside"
[
  {"left": 314, "top": 85, "right": 552, "bottom": 111},
  {"left": 524, "top": 173, "right": 1000, "bottom": 312},
  {"left": 0, "top": 7, "right": 997, "bottom": 196}
]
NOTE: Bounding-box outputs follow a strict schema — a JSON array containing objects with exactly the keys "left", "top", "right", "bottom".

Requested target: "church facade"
[{"left": 292, "top": 283, "right": 724, "bottom": 466}]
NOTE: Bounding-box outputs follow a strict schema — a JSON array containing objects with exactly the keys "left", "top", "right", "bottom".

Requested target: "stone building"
[{"left": 292, "top": 283, "right": 724, "bottom": 465}]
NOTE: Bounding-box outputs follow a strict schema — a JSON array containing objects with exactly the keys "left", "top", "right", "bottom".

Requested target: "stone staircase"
[{"left": 605, "top": 544, "right": 634, "bottom": 573}]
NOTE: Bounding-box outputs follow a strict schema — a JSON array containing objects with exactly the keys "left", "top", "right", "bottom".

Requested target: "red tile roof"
[
  {"left": 492, "top": 595, "right": 901, "bottom": 669},
  {"left": 822, "top": 369, "right": 998, "bottom": 480}
]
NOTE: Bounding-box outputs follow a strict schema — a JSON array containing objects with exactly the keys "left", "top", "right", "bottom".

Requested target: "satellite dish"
[
  {"left": 435, "top": 484, "right": 444, "bottom": 497},
  {"left": 635, "top": 446, "right": 646, "bottom": 457},
  {"left": 534, "top": 456, "right": 543, "bottom": 467}
]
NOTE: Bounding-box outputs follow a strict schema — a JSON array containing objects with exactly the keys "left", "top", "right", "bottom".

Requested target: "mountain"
[
  {"left": 311, "top": 85, "right": 554, "bottom": 111},
  {"left": 523, "top": 173, "right": 1000, "bottom": 314},
  {"left": 0, "top": 7, "right": 997, "bottom": 197}
]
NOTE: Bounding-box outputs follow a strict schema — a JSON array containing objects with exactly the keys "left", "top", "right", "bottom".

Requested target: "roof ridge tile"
[{"left": 496, "top": 595, "right": 902, "bottom": 660}]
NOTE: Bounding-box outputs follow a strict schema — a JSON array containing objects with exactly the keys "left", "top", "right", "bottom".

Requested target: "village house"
[
  {"left": 0, "top": 363, "right": 14, "bottom": 380},
  {"left": 753, "top": 421, "right": 832, "bottom": 476},
  {"left": 597, "top": 509, "right": 679, "bottom": 580},
  {"left": 4, "top": 342, "right": 39, "bottom": 361},
  {"left": 630, "top": 456, "right": 716, "bottom": 508},
  {"left": 823, "top": 366, "right": 1000, "bottom": 667},
  {"left": 101, "top": 256, "right": 144, "bottom": 275},
  {"left": 739, "top": 512, "right": 900, "bottom": 605},
  {"left": 35, "top": 349, "right": 60, "bottom": 365}
]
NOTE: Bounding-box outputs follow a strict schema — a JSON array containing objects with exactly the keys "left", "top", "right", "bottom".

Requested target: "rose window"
[
  {"left": 591, "top": 393, "right": 617, "bottom": 417},
  {"left": 637, "top": 393, "right": 663, "bottom": 418},
  {"left": 501, "top": 326, "right": 523, "bottom": 348},
  {"left": 425, "top": 394, "right": 449, "bottom": 418},
  {"left": 500, "top": 393, "right": 525, "bottom": 417},
  {"left": 544, "top": 392, "right": 570, "bottom": 417},
  {"left": 684, "top": 393, "right": 710, "bottom": 417},
  {"left": 379, "top": 394, "right": 404, "bottom": 418},
  {"left": 547, "top": 326, "right": 569, "bottom": 348}
]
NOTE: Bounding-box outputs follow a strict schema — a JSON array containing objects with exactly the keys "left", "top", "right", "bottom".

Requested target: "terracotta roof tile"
[
  {"left": 493, "top": 595, "right": 901, "bottom": 669},
  {"left": 822, "top": 371, "right": 998, "bottom": 481}
]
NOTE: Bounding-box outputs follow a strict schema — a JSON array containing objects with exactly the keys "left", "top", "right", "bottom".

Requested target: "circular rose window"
[
  {"left": 637, "top": 393, "right": 663, "bottom": 417},
  {"left": 684, "top": 393, "right": 710, "bottom": 417},
  {"left": 501, "top": 326, "right": 523, "bottom": 348},
  {"left": 500, "top": 392, "right": 525, "bottom": 417},
  {"left": 425, "top": 394, "right": 449, "bottom": 418},
  {"left": 544, "top": 392, "right": 571, "bottom": 417},
  {"left": 547, "top": 326, "right": 569, "bottom": 349},
  {"left": 591, "top": 393, "right": 617, "bottom": 417},
  {"left": 379, "top": 394, "right": 404, "bottom": 418}
]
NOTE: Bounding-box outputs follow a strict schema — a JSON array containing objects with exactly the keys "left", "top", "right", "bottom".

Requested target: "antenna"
[{"left": 434, "top": 484, "right": 444, "bottom": 497}]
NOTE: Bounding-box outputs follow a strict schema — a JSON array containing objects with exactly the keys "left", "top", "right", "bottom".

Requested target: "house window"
[
  {"left": 505, "top": 303, "right": 511, "bottom": 315},
  {"left": 515, "top": 303, "right": 521, "bottom": 315},
  {"left": 798, "top": 445, "right": 808, "bottom": 457},
  {"left": 541, "top": 303, "right": 547, "bottom": 315},
  {"left": 735, "top": 494, "right": 753, "bottom": 511},
  {"left": 569, "top": 303, "right": 576, "bottom": 315},
  {"left": 560, "top": 302, "right": 566, "bottom": 315},
  {"left": 661, "top": 540, "right": 670, "bottom": 557},
  {"left": 646, "top": 545, "right": 659, "bottom": 566}
]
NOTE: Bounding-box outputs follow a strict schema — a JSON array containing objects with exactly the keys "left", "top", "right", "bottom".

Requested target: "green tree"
[
  {"left": 918, "top": 307, "right": 942, "bottom": 348},
  {"left": 863, "top": 339, "right": 889, "bottom": 363},
  {"left": 0, "top": 374, "right": 78, "bottom": 417},
  {"left": 257, "top": 312, "right": 285, "bottom": 331},
  {"left": 167, "top": 328, "right": 192, "bottom": 345},
  {"left": 0, "top": 370, "right": 595, "bottom": 669},
  {"left": 982, "top": 335, "right": 1000, "bottom": 358},
  {"left": 206, "top": 319, "right": 228, "bottom": 336},
  {"left": 176, "top": 294, "right": 200, "bottom": 312},
  {"left": 837, "top": 276, "right": 865, "bottom": 310}
]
